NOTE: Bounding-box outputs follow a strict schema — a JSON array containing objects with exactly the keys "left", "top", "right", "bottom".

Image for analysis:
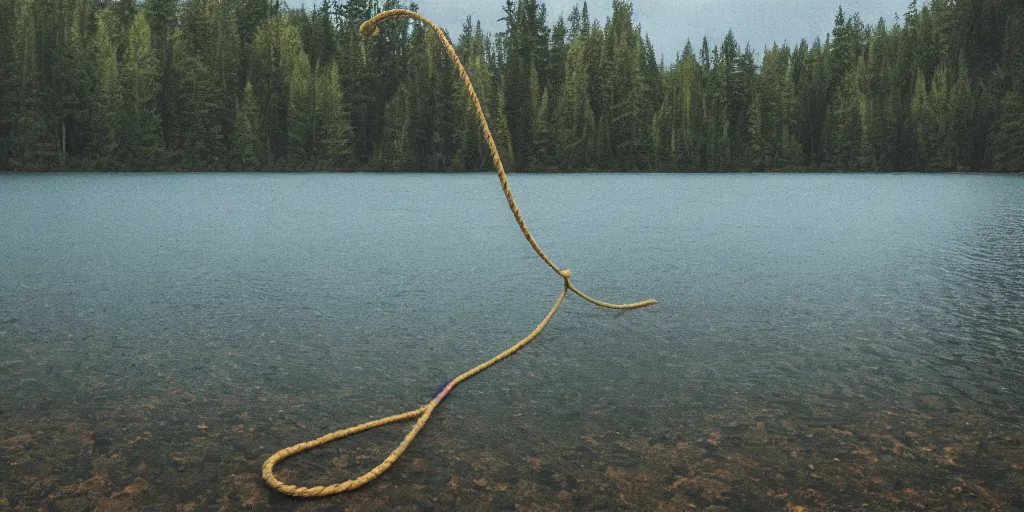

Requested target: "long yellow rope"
[{"left": 261, "top": 9, "right": 657, "bottom": 498}]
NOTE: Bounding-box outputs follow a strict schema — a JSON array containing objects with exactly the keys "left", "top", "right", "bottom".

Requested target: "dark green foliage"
[
  {"left": 1, "top": 0, "right": 1022, "bottom": 172},
  {"left": 310, "top": 64, "right": 354, "bottom": 169},
  {"left": 90, "top": 10, "right": 121, "bottom": 167},
  {"left": 0, "top": 0, "right": 15, "bottom": 170},
  {"left": 501, "top": 0, "right": 546, "bottom": 170},
  {"left": 121, "top": 11, "right": 164, "bottom": 168},
  {"left": 554, "top": 37, "right": 595, "bottom": 170},
  {"left": 991, "top": 92, "right": 1024, "bottom": 171},
  {"left": 144, "top": 0, "right": 178, "bottom": 146},
  {"left": 171, "top": 31, "right": 225, "bottom": 169},
  {"left": 232, "top": 82, "right": 262, "bottom": 170},
  {"left": 250, "top": 15, "right": 292, "bottom": 166}
]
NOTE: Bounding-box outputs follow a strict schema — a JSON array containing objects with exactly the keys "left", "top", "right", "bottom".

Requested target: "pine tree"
[
  {"left": 747, "top": 94, "right": 766, "bottom": 170},
  {"left": 308, "top": 0, "right": 336, "bottom": 68},
  {"left": 58, "top": 0, "right": 97, "bottom": 166},
  {"left": 861, "top": 21, "right": 901, "bottom": 171},
  {"left": 530, "top": 88, "right": 553, "bottom": 170},
  {"left": 373, "top": 83, "right": 415, "bottom": 171},
  {"left": 174, "top": 0, "right": 240, "bottom": 166},
  {"left": 822, "top": 66, "right": 864, "bottom": 169},
  {"left": 651, "top": 99, "right": 671, "bottom": 170},
  {"left": 491, "top": 78, "right": 516, "bottom": 172},
  {"left": 1, "top": 0, "right": 1022, "bottom": 172},
  {"left": 0, "top": 27, "right": 10, "bottom": 169},
  {"left": 910, "top": 68, "right": 935, "bottom": 169},
  {"left": 677, "top": 41, "right": 703, "bottom": 170},
  {"left": 430, "top": 38, "right": 459, "bottom": 172},
  {"left": 336, "top": 0, "right": 391, "bottom": 167},
  {"left": 704, "top": 43, "right": 730, "bottom": 169},
  {"left": 758, "top": 44, "right": 800, "bottom": 169},
  {"left": 144, "top": 0, "right": 178, "bottom": 148},
  {"left": 596, "top": 1, "right": 653, "bottom": 170},
  {"left": 251, "top": 16, "right": 305, "bottom": 168},
  {"left": 232, "top": 81, "right": 262, "bottom": 170},
  {"left": 547, "top": 15, "right": 568, "bottom": 114},
  {"left": 91, "top": 10, "right": 122, "bottom": 168},
  {"left": 171, "top": 28, "right": 222, "bottom": 169},
  {"left": 406, "top": 19, "right": 438, "bottom": 170},
  {"left": 121, "top": 10, "right": 163, "bottom": 168},
  {"left": 990, "top": 92, "right": 1024, "bottom": 171},
  {"left": 287, "top": 52, "right": 313, "bottom": 168},
  {"left": 554, "top": 39, "right": 594, "bottom": 170},
  {"left": 501, "top": 0, "right": 546, "bottom": 171},
  {"left": 208, "top": 0, "right": 242, "bottom": 158},
  {"left": 0, "top": 0, "right": 16, "bottom": 170},
  {"left": 312, "top": 63, "right": 354, "bottom": 170},
  {"left": 9, "top": 0, "right": 64, "bottom": 170},
  {"left": 452, "top": 18, "right": 490, "bottom": 171}
]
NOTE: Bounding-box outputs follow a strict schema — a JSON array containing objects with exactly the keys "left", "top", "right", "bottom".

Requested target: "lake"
[{"left": 1, "top": 172, "right": 1022, "bottom": 510}]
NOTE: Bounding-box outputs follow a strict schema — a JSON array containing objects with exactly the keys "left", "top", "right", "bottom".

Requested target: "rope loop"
[{"left": 262, "top": 9, "right": 656, "bottom": 498}]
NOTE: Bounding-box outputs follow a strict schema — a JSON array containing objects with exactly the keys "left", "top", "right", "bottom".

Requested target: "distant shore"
[{"left": 2, "top": 169, "right": 1022, "bottom": 174}]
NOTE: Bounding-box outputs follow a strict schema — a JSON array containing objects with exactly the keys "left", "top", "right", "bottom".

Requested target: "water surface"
[{"left": 1, "top": 173, "right": 1022, "bottom": 510}]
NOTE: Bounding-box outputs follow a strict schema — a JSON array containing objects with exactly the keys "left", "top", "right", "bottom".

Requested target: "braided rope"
[{"left": 262, "top": 9, "right": 656, "bottom": 498}]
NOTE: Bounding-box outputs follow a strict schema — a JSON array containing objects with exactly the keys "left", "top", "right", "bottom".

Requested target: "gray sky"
[{"left": 407, "top": 0, "right": 909, "bottom": 60}]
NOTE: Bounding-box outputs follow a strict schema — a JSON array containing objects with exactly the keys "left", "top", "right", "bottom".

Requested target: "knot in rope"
[{"left": 261, "top": 9, "right": 656, "bottom": 499}]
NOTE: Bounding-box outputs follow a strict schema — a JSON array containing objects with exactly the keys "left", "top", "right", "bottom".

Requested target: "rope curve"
[{"left": 262, "top": 9, "right": 656, "bottom": 498}]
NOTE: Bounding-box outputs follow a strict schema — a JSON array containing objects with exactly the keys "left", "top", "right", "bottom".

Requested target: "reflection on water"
[{"left": 1, "top": 173, "right": 1023, "bottom": 510}]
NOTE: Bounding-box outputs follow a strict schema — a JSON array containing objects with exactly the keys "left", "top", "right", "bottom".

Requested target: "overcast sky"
[{"left": 383, "top": 0, "right": 910, "bottom": 60}]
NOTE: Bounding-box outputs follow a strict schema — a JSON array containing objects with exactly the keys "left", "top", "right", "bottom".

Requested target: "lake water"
[{"left": 1, "top": 172, "right": 1022, "bottom": 510}]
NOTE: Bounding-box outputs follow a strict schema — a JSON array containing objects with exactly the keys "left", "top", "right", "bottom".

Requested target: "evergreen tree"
[
  {"left": 554, "top": 39, "right": 594, "bottom": 170},
  {"left": 452, "top": 17, "right": 488, "bottom": 171},
  {"left": 9, "top": 0, "right": 62, "bottom": 170},
  {"left": 491, "top": 78, "right": 516, "bottom": 172},
  {"left": 232, "top": 81, "right": 262, "bottom": 170},
  {"left": 251, "top": 15, "right": 304, "bottom": 166},
  {"left": 430, "top": 38, "right": 459, "bottom": 171},
  {"left": 823, "top": 67, "right": 864, "bottom": 169},
  {"left": 90, "top": 10, "right": 122, "bottom": 168},
  {"left": 910, "top": 67, "right": 937, "bottom": 169},
  {"left": 1, "top": 0, "right": 1022, "bottom": 172},
  {"left": 286, "top": 52, "right": 314, "bottom": 168},
  {"left": 530, "top": 88, "right": 553, "bottom": 170},
  {"left": 308, "top": 0, "right": 336, "bottom": 68},
  {"left": 405, "top": 18, "right": 438, "bottom": 170},
  {"left": 0, "top": 0, "right": 15, "bottom": 170},
  {"left": 600, "top": 1, "right": 652, "bottom": 170},
  {"left": 758, "top": 45, "right": 800, "bottom": 169},
  {"left": 747, "top": 93, "right": 766, "bottom": 170},
  {"left": 58, "top": 0, "right": 97, "bottom": 166},
  {"left": 336, "top": 0, "right": 391, "bottom": 167},
  {"left": 547, "top": 15, "right": 568, "bottom": 114},
  {"left": 121, "top": 10, "right": 163, "bottom": 168},
  {"left": 373, "top": 84, "right": 412, "bottom": 170},
  {"left": 144, "top": 0, "right": 178, "bottom": 148},
  {"left": 501, "top": 0, "right": 547, "bottom": 171},
  {"left": 311, "top": 63, "right": 354, "bottom": 169},
  {"left": 171, "top": 28, "right": 223, "bottom": 169},
  {"left": 173, "top": 0, "right": 240, "bottom": 166},
  {"left": 990, "top": 92, "right": 1024, "bottom": 171}
]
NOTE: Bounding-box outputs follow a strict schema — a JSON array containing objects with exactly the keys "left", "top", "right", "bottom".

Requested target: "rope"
[{"left": 261, "top": 9, "right": 657, "bottom": 498}]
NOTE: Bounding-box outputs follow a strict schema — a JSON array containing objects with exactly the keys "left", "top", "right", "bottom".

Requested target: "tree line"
[{"left": 1, "top": 0, "right": 1022, "bottom": 172}]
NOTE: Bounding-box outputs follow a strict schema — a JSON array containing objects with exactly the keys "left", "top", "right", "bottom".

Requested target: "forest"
[{"left": 1, "top": 0, "right": 1022, "bottom": 172}]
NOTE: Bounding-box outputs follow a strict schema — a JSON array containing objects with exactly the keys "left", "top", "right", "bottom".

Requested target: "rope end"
[{"left": 359, "top": 20, "right": 381, "bottom": 37}]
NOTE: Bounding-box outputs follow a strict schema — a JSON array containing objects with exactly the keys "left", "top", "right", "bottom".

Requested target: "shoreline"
[{"left": 2, "top": 169, "right": 1022, "bottom": 175}]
